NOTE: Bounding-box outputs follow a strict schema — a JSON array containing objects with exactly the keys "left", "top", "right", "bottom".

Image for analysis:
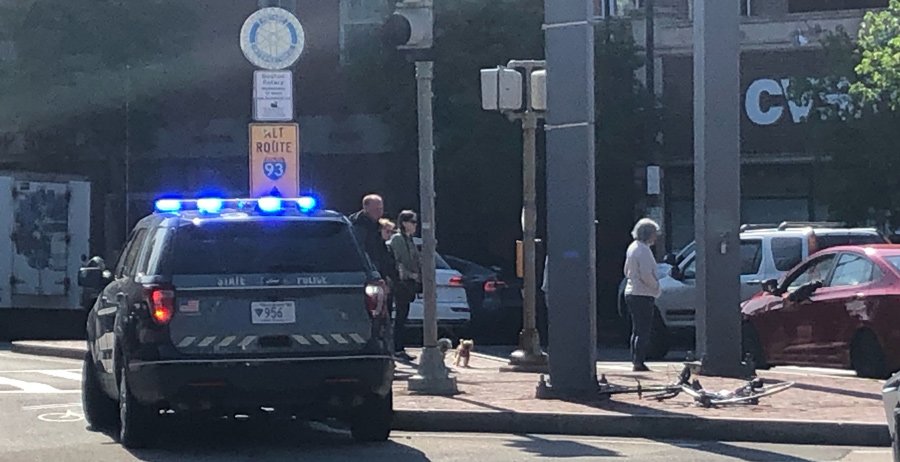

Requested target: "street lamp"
[
  {"left": 481, "top": 61, "right": 549, "bottom": 372},
  {"left": 383, "top": 0, "right": 458, "bottom": 395}
]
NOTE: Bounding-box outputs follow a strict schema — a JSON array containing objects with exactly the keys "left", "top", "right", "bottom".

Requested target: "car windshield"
[
  {"left": 815, "top": 233, "right": 888, "bottom": 250},
  {"left": 170, "top": 220, "right": 365, "bottom": 274}
]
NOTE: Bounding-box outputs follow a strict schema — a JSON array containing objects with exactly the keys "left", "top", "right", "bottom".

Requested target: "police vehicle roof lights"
[{"left": 153, "top": 196, "right": 320, "bottom": 215}]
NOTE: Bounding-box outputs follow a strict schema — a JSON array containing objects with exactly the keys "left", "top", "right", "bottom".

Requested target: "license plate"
[{"left": 251, "top": 301, "right": 296, "bottom": 324}]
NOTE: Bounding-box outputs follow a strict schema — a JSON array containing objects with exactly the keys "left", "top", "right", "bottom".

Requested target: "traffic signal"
[{"left": 382, "top": 0, "right": 433, "bottom": 50}]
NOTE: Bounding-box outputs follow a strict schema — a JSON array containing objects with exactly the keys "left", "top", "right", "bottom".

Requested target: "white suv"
[{"left": 618, "top": 222, "right": 889, "bottom": 358}]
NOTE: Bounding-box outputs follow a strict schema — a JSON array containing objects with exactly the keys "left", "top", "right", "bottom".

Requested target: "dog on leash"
[{"left": 454, "top": 339, "right": 474, "bottom": 368}]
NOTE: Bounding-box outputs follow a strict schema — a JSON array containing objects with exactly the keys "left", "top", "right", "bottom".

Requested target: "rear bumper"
[{"left": 126, "top": 355, "right": 393, "bottom": 414}]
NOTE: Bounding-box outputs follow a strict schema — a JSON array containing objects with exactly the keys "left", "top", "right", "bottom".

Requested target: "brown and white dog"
[{"left": 454, "top": 339, "right": 474, "bottom": 368}]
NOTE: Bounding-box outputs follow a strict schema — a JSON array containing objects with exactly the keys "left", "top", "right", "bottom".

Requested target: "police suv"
[{"left": 78, "top": 196, "right": 394, "bottom": 447}]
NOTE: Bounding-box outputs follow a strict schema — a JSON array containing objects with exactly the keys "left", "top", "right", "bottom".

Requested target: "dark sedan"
[{"left": 443, "top": 256, "right": 524, "bottom": 342}]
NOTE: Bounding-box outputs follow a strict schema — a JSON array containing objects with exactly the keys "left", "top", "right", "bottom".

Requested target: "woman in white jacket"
[{"left": 623, "top": 218, "right": 661, "bottom": 372}]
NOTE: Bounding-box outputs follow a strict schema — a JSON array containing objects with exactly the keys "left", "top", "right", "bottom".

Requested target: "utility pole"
[
  {"left": 693, "top": 0, "right": 746, "bottom": 377},
  {"left": 644, "top": 0, "right": 666, "bottom": 257},
  {"left": 384, "top": 0, "right": 457, "bottom": 395},
  {"left": 541, "top": 0, "right": 597, "bottom": 396}
]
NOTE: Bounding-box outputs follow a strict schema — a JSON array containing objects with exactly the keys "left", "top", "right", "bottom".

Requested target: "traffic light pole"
[
  {"left": 541, "top": 0, "right": 597, "bottom": 397},
  {"left": 693, "top": 0, "right": 746, "bottom": 378},
  {"left": 407, "top": 60, "right": 458, "bottom": 395},
  {"left": 505, "top": 60, "right": 548, "bottom": 372}
]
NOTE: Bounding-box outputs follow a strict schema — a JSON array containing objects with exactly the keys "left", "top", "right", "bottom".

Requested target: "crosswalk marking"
[
  {"left": 0, "top": 375, "right": 62, "bottom": 393},
  {"left": 35, "top": 370, "right": 82, "bottom": 381}
]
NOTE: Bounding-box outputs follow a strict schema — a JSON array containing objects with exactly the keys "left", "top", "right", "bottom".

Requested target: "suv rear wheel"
[
  {"left": 82, "top": 351, "right": 117, "bottom": 431},
  {"left": 118, "top": 365, "right": 154, "bottom": 448},
  {"left": 350, "top": 391, "right": 393, "bottom": 443}
]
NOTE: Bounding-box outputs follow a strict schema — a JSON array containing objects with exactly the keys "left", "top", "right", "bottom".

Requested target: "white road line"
[
  {"left": 239, "top": 336, "right": 256, "bottom": 348},
  {"left": 0, "top": 353, "right": 82, "bottom": 366},
  {"left": 0, "top": 390, "right": 80, "bottom": 394},
  {"left": 36, "top": 370, "right": 82, "bottom": 381},
  {"left": 0, "top": 375, "right": 62, "bottom": 393},
  {"left": 311, "top": 335, "right": 329, "bottom": 345},
  {"left": 22, "top": 403, "right": 82, "bottom": 411},
  {"left": 292, "top": 335, "right": 311, "bottom": 345},
  {"left": 0, "top": 369, "right": 81, "bottom": 374},
  {"left": 217, "top": 336, "right": 237, "bottom": 348},
  {"left": 197, "top": 336, "right": 217, "bottom": 348},
  {"left": 331, "top": 334, "right": 349, "bottom": 345},
  {"left": 177, "top": 336, "right": 197, "bottom": 348},
  {"left": 349, "top": 333, "right": 366, "bottom": 344}
]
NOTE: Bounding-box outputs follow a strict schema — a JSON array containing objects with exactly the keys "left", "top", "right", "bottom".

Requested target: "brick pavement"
[{"left": 394, "top": 350, "right": 886, "bottom": 424}]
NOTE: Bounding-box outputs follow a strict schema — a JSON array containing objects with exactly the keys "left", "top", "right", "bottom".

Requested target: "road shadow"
[
  {"left": 110, "top": 417, "right": 432, "bottom": 462},
  {"left": 505, "top": 434, "right": 621, "bottom": 458},
  {"left": 664, "top": 440, "right": 816, "bottom": 462}
]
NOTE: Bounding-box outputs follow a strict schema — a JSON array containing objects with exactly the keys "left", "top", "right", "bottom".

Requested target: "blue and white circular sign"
[{"left": 240, "top": 7, "right": 305, "bottom": 70}]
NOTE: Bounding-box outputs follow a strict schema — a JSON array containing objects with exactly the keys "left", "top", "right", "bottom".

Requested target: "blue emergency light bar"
[{"left": 154, "top": 196, "right": 320, "bottom": 215}]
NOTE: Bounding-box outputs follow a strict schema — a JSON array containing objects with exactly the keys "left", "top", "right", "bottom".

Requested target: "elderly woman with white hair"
[{"left": 623, "top": 218, "right": 661, "bottom": 372}]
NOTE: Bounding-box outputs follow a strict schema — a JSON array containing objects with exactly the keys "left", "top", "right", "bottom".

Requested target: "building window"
[
  {"left": 597, "top": 0, "right": 641, "bottom": 17},
  {"left": 340, "top": 0, "right": 391, "bottom": 65},
  {"left": 788, "top": 0, "right": 888, "bottom": 13}
]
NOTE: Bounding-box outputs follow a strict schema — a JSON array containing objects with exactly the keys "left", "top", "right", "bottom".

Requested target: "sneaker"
[
  {"left": 394, "top": 351, "right": 417, "bottom": 362},
  {"left": 632, "top": 364, "right": 651, "bottom": 372}
]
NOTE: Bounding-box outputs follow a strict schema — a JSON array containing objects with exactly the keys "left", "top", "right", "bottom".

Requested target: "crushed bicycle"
[{"left": 594, "top": 363, "right": 794, "bottom": 408}]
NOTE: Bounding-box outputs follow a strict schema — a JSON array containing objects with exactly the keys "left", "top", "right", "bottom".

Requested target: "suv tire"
[
  {"left": 647, "top": 310, "right": 670, "bottom": 360},
  {"left": 741, "top": 323, "right": 769, "bottom": 370},
  {"left": 82, "top": 351, "right": 117, "bottom": 431},
  {"left": 118, "top": 365, "right": 153, "bottom": 448},
  {"left": 351, "top": 391, "right": 393, "bottom": 443},
  {"left": 852, "top": 330, "right": 888, "bottom": 379}
]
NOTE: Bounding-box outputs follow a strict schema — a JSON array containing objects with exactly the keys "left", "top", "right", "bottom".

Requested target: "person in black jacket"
[{"left": 349, "top": 194, "right": 397, "bottom": 285}]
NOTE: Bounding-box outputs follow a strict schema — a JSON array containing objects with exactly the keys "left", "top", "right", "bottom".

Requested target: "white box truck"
[{"left": 0, "top": 172, "right": 90, "bottom": 340}]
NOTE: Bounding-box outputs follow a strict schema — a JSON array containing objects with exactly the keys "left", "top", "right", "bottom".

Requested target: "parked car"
[
  {"left": 405, "top": 239, "right": 470, "bottom": 332},
  {"left": 741, "top": 245, "right": 900, "bottom": 378},
  {"left": 882, "top": 372, "right": 900, "bottom": 461},
  {"left": 618, "top": 222, "right": 889, "bottom": 359},
  {"left": 443, "top": 255, "right": 524, "bottom": 342}
]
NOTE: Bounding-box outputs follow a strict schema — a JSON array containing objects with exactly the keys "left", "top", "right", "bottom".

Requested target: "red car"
[{"left": 741, "top": 245, "right": 900, "bottom": 378}]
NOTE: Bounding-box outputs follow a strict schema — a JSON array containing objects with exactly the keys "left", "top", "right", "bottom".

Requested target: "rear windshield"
[
  {"left": 815, "top": 233, "right": 887, "bottom": 250},
  {"left": 170, "top": 220, "right": 366, "bottom": 274}
]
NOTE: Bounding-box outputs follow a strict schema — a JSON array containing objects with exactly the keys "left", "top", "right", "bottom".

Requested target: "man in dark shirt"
[{"left": 349, "top": 194, "right": 397, "bottom": 284}]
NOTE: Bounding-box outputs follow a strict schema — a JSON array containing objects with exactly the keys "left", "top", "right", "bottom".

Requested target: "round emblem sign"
[{"left": 240, "top": 7, "right": 305, "bottom": 70}]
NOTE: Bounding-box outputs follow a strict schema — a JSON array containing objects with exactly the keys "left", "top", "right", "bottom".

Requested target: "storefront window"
[{"left": 788, "top": 0, "right": 887, "bottom": 13}]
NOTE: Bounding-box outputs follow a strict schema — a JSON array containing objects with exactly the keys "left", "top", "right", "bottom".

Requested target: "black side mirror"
[
  {"left": 761, "top": 279, "right": 780, "bottom": 295},
  {"left": 78, "top": 267, "right": 107, "bottom": 289},
  {"left": 663, "top": 253, "right": 677, "bottom": 266},
  {"left": 787, "top": 280, "right": 823, "bottom": 303}
]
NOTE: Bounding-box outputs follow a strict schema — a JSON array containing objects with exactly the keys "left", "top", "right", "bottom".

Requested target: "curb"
[
  {"left": 393, "top": 409, "right": 891, "bottom": 447},
  {"left": 11, "top": 342, "right": 86, "bottom": 360}
]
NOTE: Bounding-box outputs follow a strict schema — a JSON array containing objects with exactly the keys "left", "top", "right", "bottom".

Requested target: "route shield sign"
[{"left": 249, "top": 123, "right": 299, "bottom": 197}]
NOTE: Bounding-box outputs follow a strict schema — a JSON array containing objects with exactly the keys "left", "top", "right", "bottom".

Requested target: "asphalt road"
[{"left": 0, "top": 347, "right": 890, "bottom": 462}]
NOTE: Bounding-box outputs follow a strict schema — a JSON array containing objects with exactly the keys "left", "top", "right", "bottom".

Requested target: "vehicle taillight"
[
  {"left": 449, "top": 276, "right": 464, "bottom": 287},
  {"left": 365, "top": 282, "right": 387, "bottom": 318},
  {"left": 483, "top": 280, "right": 507, "bottom": 293},
  {"left": 145, "top": 287, "right": 175, "bottom": 325}
]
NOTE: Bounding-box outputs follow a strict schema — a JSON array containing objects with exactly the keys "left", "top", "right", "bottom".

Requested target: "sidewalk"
[{"left": 10, "top": 340, "right": 892, "bottom": 446}]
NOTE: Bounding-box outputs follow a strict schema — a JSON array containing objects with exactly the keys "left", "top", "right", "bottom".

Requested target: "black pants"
[
  {"left": 393, "top": 282, "right": 415, "bottom": 352},
  {"left": 625, "top": 295, "right": 655, "bottom": 366}
]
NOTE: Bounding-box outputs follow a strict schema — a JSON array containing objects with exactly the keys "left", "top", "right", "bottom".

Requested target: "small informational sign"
[
  {"left": 646, "top": 165, "right": 661, "bottom": 195},
  {"left": 253, "top": 70, "right": 293, "bottom": 122},
  {"left": 249, "top": 123, "right": 300, "bottom": 198}
]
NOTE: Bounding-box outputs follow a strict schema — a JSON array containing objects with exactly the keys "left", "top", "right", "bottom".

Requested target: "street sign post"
[
  {"left": 248, "top": 123, "right": 300, "bottom": 197},
  {"left": 253, "top": 70, "right": 294, "bottom": 122}
]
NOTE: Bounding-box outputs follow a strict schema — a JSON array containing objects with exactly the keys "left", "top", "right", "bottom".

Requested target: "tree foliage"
[
  {"left": 346, "top": 4, "right": 652, "bottom": 268},
  {"left": 791, "top": 2, "right": 900, "bottom": 228}
]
